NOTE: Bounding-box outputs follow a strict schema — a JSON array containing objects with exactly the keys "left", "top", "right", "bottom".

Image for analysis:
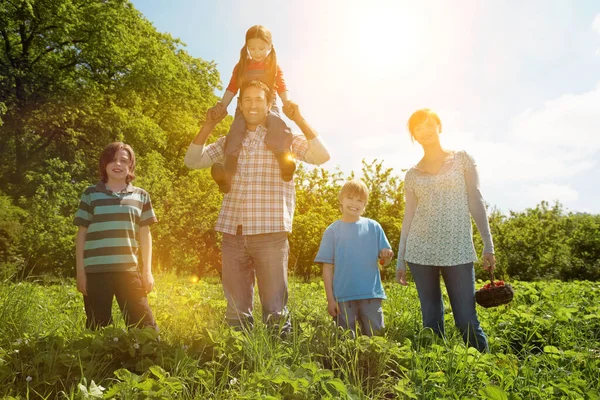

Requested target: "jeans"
[
  {"left": 225, "top": 103, "right": 293, "bottom": 157},
  {"left": 83, "top": 271, "right": 157, "bottom": 330},
  {"left": 221, "top": 231, "right": 291, "bottom": 333},
  {"left": 408, "top": 262, "right": 488, "bottom": 352},
  {"left": 336, "top": 298, "right": 384, "bottom": 337}
]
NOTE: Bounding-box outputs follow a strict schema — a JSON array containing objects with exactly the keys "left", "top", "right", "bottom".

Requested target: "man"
[{"left": 184, "top": 80, "right": 330, "bottom": 332}]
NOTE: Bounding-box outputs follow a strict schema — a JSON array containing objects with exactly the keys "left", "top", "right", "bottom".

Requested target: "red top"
[{"left": 226, "top": 59, "right": 287, "bottom": 96}]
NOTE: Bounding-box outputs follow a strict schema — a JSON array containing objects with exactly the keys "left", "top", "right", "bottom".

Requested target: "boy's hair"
[
  {"left": 237, "top": 25, "right": 278, "bottom": 92},
  {"left": 407, "top": 109, "right": 442, "bottom": 141},
  {"left": 338, "top": 179, "right": 370, "bottom": 205},
  {"left": 240, "top": 80, "right": 274, "bottom": 106},
  {"left": 99, "top": 142, "right": 136, "bottom": 183}
]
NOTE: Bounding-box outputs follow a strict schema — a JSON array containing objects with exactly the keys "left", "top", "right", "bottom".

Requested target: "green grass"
[{"left": 0, "top": 275, "right": 599, "bottom": 399}]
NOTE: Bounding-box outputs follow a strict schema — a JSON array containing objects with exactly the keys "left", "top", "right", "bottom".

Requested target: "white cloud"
[
  {"left": 593, "top": 14, "right": 600, "bottom": 35},
  {"left": 465, "top": 83, "right": 600, "bottom": 185},
  {"left": 525, "top": 183, "right": 579, "bottom": 204}
]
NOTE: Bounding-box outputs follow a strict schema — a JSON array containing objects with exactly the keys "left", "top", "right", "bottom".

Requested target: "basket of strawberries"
[{"left": 475, "top": 270, "right": 514, "bottom": 308}]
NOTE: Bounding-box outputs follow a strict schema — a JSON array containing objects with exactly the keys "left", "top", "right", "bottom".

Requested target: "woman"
[{"left": 396, "top": 109, "right": 495, "bottom": 352}]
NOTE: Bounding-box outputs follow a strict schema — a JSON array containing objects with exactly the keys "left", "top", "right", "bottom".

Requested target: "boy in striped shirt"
[{"left": 74, "top": 142, "right": 158, "bottom": 330}]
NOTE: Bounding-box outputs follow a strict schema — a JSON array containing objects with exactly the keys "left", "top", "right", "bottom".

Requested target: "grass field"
[{"left": 0, "top": 274, "right": 599, "bottom": 399}]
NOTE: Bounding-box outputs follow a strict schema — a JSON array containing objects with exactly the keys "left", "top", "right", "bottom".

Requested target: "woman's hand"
[
  {"left": 396, "top": 269, "right": 408, "bottom": 286},
  {"left": 482, "top": 252, "right": 496, "bottom": 271}
]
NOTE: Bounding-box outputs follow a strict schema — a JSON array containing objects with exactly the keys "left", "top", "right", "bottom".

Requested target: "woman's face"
[{"left": 412, "top": 117, "right": 441, "bottom": 146}]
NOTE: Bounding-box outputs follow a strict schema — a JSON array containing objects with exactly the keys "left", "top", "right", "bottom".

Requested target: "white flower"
[
  {"left": 113, "top": 337, "right": 119, "bottom": 342},
  {"left": 229, "top": 377, "right": 238, "bottom": 385},
  {"left": 26, "top": 376, "right": 32, "bottom": 382},
  {"left": 133, "top": 343, "right": 139, "bottom": 349}
]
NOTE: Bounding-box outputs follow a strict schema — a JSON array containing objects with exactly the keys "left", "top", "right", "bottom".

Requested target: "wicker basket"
[{"left": 475, "top": 271, "right": 514, "bottom": 308}]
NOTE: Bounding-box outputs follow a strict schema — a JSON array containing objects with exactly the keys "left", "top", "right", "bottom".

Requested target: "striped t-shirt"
[{"left": 73, "top": 182, "right": 158, "bottom": 273}]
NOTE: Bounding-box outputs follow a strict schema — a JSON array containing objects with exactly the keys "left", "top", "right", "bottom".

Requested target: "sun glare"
[{"left": 189, "top": 275, "right": 199, "bottom": 284}]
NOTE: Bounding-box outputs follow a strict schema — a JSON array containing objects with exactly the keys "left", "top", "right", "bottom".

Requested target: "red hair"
[
  {"left": 99, "top": 142, "right": 136, "bottom": 183},
  {"left": 236, "top": 25, "right": 278, "bottom": 93}
]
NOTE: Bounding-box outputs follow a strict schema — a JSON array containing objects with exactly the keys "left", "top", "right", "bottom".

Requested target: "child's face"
[
  {"left": 247, "top": 38, "right": 271, "bottom": 62},
  {"left": 105, "top": 149, "right": 131, "bottom": 183},
  {"left": 412, "top": 117, "right": 441, "bottom": 146},
  {"left": 341, "top": 195, "right": 367, "bottom": 218}
]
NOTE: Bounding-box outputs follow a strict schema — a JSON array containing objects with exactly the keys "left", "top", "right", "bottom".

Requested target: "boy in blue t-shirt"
[{"left": 315, "top": 179, "right": 393, "bottom": 336}]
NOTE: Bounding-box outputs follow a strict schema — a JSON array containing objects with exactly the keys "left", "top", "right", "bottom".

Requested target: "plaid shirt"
[{"left": 206, "top": 125, "right": 309, "bottom": 235}]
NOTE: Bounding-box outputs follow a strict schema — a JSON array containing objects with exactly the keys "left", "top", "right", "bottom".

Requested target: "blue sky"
[{"left": 132, "top": 0, "right": 600, "bottom": 214}]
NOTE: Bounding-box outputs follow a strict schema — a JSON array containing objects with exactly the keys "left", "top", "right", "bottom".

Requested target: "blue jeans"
[
  {"left": 408, "top": 262, "right": 488, "bottom": 352},
  {"left": 221, "top": 232, "right": 291, "bottom": 333},
  {"left": 225, "top": 103, "right": 293, "bottom": 156},
  {"left": 336, "top": 298, "right": 384, "bottom": 337}
]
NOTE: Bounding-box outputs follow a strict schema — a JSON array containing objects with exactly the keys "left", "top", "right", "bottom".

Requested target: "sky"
[{"left": 131, "top": 0, "right": 600, "bottom": 214}]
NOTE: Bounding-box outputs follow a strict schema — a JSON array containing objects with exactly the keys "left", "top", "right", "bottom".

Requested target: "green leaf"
[{"left": 478, "top": 386, "right": 508, "bottom": 400}]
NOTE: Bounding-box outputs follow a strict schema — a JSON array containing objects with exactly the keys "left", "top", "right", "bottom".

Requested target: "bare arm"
[
  {"left": 279, "top": 90, "right": 290, "bottom": 104},
  {"left": 75, "top": 227, "right": 87, "bottom": 295},
  {"left": 284, "top": 101, "right": 330, "bottom": 165},
  {"left": 184, "top": 107, "right": 228, "bottom": 169},
  {"left": 322, "top": 263, "right": 339, "bottom": 317},
  {"left": 220, "top": 90, "right": 236, "bottom": 108},
  {"left": 139, "top": 225, "right": 155, "bottom": 292}
]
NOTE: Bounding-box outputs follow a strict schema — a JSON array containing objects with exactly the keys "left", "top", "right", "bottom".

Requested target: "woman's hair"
[
  {"left": 407, "top": 109, "right": 442, "bottom": 140},
  {"left": 237, "top": 25, "right": 278, "bottom": 92},
  {"left": 338, "top": 179, "right": 370, "bottom": 205},
  {"left": 99, "top": 142, "right": 136, "bottom": 183}
]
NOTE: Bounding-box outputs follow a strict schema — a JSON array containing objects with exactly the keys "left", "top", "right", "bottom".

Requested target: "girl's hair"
[
  {"left": 99, "top": 142, "right": 136, "bottom": 183},
  {"left": 237, "top": 25, "right": 278, "bottom": 92},
  {"left": 407, "top": 109, "right": 442, "bottom": 141},
  {"left": 338, "top": 179, "right": 370, "bottom": 205}
]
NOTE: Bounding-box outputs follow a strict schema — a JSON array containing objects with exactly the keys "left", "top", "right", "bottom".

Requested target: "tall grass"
[{"left": 0, "top": 274, "right": 598, "bottom": 398}]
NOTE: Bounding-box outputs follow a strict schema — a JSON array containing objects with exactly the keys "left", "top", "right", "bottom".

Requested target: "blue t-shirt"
[{"left": 315, "top": 217, "right": 391, "bottom": 302}]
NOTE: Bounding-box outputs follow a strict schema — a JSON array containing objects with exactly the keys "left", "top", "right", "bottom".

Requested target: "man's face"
[{"left": 240, "top": 85, "right": 270, "bottom": 130}]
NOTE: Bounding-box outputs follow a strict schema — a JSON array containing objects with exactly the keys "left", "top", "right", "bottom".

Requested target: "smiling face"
[
  {"left": 338, "top": 179, "right": 370, "bottom": 222},
  {"left": 239, "top": 84, "right": 271, "bottom": 130},
  {"left": 247, "top": 37, "right": 271, "bottom": 62},
  {"left": 412, "top": 116, "right": 442, "bottom": 146},
  {"left": 341, "top": 194, "right": 367, "bottom": 220},
  {"left": 105, "top": 149, "right": 131, "bottom": 184}
]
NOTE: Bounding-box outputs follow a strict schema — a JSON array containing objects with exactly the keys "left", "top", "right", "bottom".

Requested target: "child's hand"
[
  {"left": 378, "top": 248, "right": 394, "bottom": 266},
  {"left": 327, "top": 299, "right": 340, "bottom": 317},
  {"left": 142, "top": 272, "right": 155, "bottom": 293},
  {"left": 207, "top": 103, "right": 227, "bottom": 126},
  {"left": 283, "top": 100, "right": 301, "bottom": 122},
  {"left": 76, "top": 273, "right": 87, "bottom": 296}
]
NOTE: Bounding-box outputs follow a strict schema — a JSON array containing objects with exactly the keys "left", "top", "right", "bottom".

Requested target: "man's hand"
[
  {"left": 378, "top": 248, "right": 394, "bottom": 266},
  {"left": 283, "top": 100, "right": 302, "bottom": 123},
  {"left": 142, "top": 272, "right": 155, "bottom": 293},
  {"left": 396, "top": 269, "right": 408, "bottom": 286},
  {"left": 482, "top": 252, "right": 496, "bottom": 272},
  {"left": 76, "top": 273, "right": 88, "bottom": 296},
  {"left": 327, "top": 299, "right": 340, "bottom": 317},
  {"left": 207, "top": 103, "right": 227, "bottom": 126}
]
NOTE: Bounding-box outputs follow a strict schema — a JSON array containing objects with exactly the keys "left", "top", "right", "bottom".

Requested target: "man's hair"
[
  {"left": 407, "top": 108, "right": 442, "bottom": 141},
  {"left": 338, "top": 179, "right": 370, "bottom": 205},
  {"left": 240, "top": 80, "right": 274, "bottom": 106},
  {"left": 99, "top": 142, "right": 136, "bottom": 183}
]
